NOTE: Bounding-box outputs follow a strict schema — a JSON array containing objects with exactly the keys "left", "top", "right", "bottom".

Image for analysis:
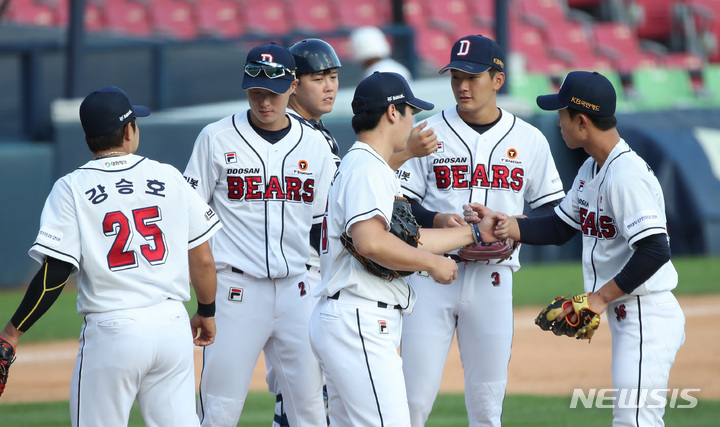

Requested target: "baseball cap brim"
[
  {"left": 439, "top": 61, "right": 492, "bottom": 74},
  {"left": 242, "top": 75, "right": 295, "bottom": 94},
  {"left": 133, "top": 105, "right": 150, "bottom": 117},
  {"left": 536, "top": 94, "right": 568, "bottom": 111},
  {"left": 407, "top": 97, "right": 434, "bottom": 111}
]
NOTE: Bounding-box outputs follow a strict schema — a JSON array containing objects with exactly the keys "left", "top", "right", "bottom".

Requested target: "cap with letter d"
[
  {"left": 242, "top": 42, "right": 297, "bottom": 94},
  {"left": 536, "top": 71, "right": 616, "bottom": 116},
  {"left": 351, "top": 71, "right": 434, "bottom": 114},
  {"left": 440, "top": 34, "right": 505, "bottom": 74},
  {"left": 79, "top": 86, "right": 150, "bottom": 138}
]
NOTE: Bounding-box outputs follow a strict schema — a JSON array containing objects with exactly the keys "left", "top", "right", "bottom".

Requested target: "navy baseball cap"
[
  {"left": 79, "top": 86, "right": 150, "bottom": 138},
  {"left": 440, "top": 35, "right": 505, "bottom": 74},
  {"left": 352, "top": 72, "right": 434, "bottom": 114},
  {"left": 536, "top": 71, "right": 616, "bottom": 117},
  {"left": 242, "top": 43, "right": 297, "bottom": 94}
]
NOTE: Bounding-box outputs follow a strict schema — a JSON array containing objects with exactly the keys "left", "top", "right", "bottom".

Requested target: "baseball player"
[
  {"left": 183, "top": 42, "right": 336, "bottom": 426},
  {"left": 467, "top": 71, "right": 686, "bottom": 426},
  {"left": 0, "top": 86, "right": 221, "bottom": 426},
  {"left": 308, "top": 71, "right": 501, "bottom": 426},
  {"left": 396, "top": 35, "right": 566, "bottom": 426},
  {"left": 266, "top": 38, "right": 440, "bottom": 427}
]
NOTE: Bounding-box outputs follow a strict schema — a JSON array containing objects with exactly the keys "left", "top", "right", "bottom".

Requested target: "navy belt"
[
  {"left": 328, "top": 291, "right": 402, "bottom": 310},
  {"left": 231, "top": 265, "right": 314, "bottom": 275}
]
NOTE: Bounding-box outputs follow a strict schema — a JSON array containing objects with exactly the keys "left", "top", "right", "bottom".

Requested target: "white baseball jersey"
[
  {"left": 310, "top": 141, "right": 415, "bottom": 425},
  {"left": 557, "top": 139, "right": 684, "bottom": 426},
  {"left": 29, "top": 153, "right": 221, "bottom": 426},
  {"left": 556, "top": 139, "right": 678, "bottom": 294},
  {"left": 30, "top": 153, "right": 222, "bottom": 314},
  {"left": 183, "top": 111, "right": 336, "bottom": 279},
  {"left": 399, "top": 107, "right": 565, "bottom": 269},
  {"left": 286, "top": 107, "right": 341, "bottom": 273},
  {"left": 398, "top": 106, "right": 565, "bottom": 427},
  {"left": 316, "top": 141, "right": 415, "bottom": 310}
]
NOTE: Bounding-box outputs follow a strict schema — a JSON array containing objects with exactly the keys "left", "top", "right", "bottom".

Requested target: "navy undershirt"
[{"left": 247, "top": 110, "right": 291, "bottom": 143}]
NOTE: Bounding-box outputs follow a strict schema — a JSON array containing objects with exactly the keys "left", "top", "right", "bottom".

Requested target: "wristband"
[
  {"left": 470, "top": 223, "right": 482, "bottom": 245},
  {"left": 197, "top": 301, "right": 216, "bottom": 318}
]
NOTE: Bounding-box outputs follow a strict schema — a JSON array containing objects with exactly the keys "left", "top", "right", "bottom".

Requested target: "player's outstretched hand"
[
  {"left": 406, "top": 122, "right": 438, "bottom": 159},
  {"left": 462, "top": 202, "right": 493, "bottom": 223},
  {"left": 427, "top": 255, "right": 458, "bottom": 284},
  {"left": 190, "top": 313, "right": 216, "bottom": 347},
  {"left": 434, "top": 213, "right": 466, "bottom": 228}
]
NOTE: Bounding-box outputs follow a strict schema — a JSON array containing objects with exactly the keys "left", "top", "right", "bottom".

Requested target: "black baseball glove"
[
  {"left": 0, "top": 336, "right": 16, "bottom": 397},
  {"left": 342, "top": 197, "right": 421, "bottom": 281}
]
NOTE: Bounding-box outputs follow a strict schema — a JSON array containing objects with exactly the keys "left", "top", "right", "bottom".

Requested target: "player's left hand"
[
  {"left": 190, "top": 313, "right": 216, "bottom": 347},
  {"left": 406, "top": 122, "right": 438, "bottom": 159}
]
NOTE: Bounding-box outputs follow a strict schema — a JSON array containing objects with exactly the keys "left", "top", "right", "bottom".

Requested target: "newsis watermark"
[{"left": 570, "top": 388, "right": 700, "bottom": 409}]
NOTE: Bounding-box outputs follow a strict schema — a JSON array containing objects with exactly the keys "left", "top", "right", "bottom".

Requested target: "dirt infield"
[{"left": 1, "top": 295, "right": 718, "bottom": 404}]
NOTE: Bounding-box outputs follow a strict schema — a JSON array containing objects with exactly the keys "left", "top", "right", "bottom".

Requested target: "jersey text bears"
[
  {"left": 432, "top": 160, "right": 524, "bottom": 191},
  {"left": 226, "top": 173, "right": 315, "bottom": 202},
  {"left": 579, "top": 206, "right": 617, "bottom": 239}
]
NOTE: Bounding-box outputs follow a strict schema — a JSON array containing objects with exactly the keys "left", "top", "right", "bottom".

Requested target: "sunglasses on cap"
[{"left": 244, "top": 60, "right": 295, "bottom": 79}]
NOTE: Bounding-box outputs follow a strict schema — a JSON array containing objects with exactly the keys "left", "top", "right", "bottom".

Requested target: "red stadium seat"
[
  {"left": 541, "top": 20, "right": 613, "bottom": 71},
  {"left": 102, "top": 0, "right": 152, "bottom": 37},
  {"left": 290, "top": 0, "right": 338, "bottom": 33},
  {"left": 148, "top": 0, "right": 197, "bottom": 40},
  {"left": 403, "top": 0, "right": 427, "bottom": 28},
  {"left": 7, "top": 0, "right": 56, "bottom": 27},
  {"left": 414, "top": 27, "right": 454, "bottom": 69},
  {"left": 425, "top": 0, "right": 475, "bottom": 34},
  {"left": 517, "top": 0, "right": 567, "bottom": 29},
  {"left": 633, "top": 0, "right": 676, "bottom": 42},
  {"left": 194, "top": 0, "right": 244, "bottom": 39},
  {"left": 470, "top": 0, "right": 495, "bottom": 27},
  {"left": 591, "top": 22, "right": 660, "bottom": 74},
  {"left": 242, "top": 0, "right": 292, "bottom": 36},
  {"left": 335, "top": 0, "right": 390, "bottom": 29},
  {"left": 543, "top": 20, "right": 593, "bottom": 61},
  {"left": 510, "top": 22, "right": 566, "bottom": 77},
  {"left": 663, "top": 51, "right": 705, "bottom": 72},
  {"left": 685, "top": 0, "right": 720, "bottom": 62}
]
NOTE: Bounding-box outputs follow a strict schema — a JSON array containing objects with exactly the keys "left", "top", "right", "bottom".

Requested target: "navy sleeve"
[
  {"left": 11, "top": 256, "right": 73, "bottom": 333},
  {"left": 526, "top": 199, "right": 561, "bottom": 218},
  {"left": 517, "top": 213, "right": 578, "bottom": 245},
  {"left": 614, "top": 233, "right": 671, "bottom": 294},
  {"left": 407, "top": 197, "right": 439, "bottom": 228},
  {"left": 310, "top": 223, "right": 322, "bottom": 253}
]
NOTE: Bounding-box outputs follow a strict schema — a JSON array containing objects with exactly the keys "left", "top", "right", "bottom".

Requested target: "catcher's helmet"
[{"left": 289, "top": 39, "right": 342, "bottom": 75}]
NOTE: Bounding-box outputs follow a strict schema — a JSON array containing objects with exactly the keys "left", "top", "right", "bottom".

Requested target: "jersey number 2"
[{"left": 103, "top": 207, "right": 168, "bottom": 271}]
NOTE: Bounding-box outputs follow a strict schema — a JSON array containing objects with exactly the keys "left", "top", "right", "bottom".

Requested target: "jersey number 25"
[{"left": 103, "top": 206, "right": 168, "bottom": 271}]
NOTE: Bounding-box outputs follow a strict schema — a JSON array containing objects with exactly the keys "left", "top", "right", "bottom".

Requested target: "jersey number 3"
[{"left": 103, "top": 206, "right": 168, "bottom": 271}]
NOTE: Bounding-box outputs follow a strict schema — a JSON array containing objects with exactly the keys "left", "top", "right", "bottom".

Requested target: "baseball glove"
[
  {"left": 457, "top": 239, "right": 519, "bottom": 263},
  {"left": 0, "top": 336, "right": 16, "bottom": 397},
  {"left": 341, "top": 197, "right": 421, "bottom": 281},
  {"left": 535, "top": 293, "right": 601, "bottom": 341}
]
